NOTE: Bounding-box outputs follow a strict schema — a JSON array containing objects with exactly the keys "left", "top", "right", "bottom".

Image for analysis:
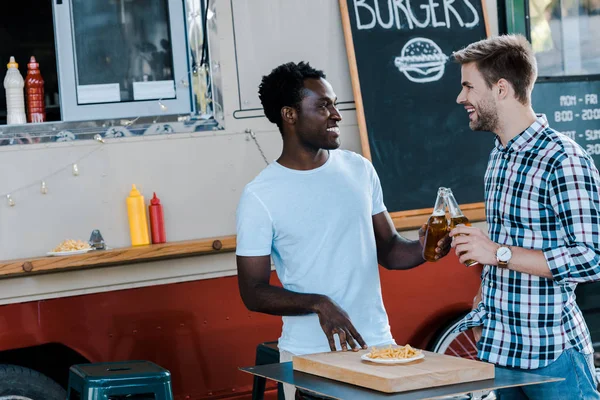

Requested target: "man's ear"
[
  {"left": 496, "top": 79, "right": 511, "bottom": 100},
  {"left": 281, "top": 106, "right": 297, "bottom": 125}
]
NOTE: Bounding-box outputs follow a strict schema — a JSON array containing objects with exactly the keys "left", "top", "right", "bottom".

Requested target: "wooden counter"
[
  {"left": 0, "top": 236, "right": 237, "bottom": 280},
  {"left": 0, "top": 205, "right": 484, "bottom": 280}
]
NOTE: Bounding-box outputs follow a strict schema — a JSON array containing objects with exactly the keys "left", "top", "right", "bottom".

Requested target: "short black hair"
[{"left": 258, "top": 61, "right": 326, "bottom": 132}]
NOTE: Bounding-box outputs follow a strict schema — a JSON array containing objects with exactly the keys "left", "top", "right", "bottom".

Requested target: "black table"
[{"left": 240, "top": 362, "right": 563, "bottom": 399}]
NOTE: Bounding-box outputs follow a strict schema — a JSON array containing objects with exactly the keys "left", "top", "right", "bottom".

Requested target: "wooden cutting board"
[{"left": 293, "top": 349, "right": 494, "bottom": 393}]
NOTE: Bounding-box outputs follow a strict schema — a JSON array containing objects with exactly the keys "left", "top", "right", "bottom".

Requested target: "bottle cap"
[
  {"left": 150, "top": 192, "right": 161, "bottom": 205},
  {"left": 7, "top": 56, "right": 18, "bottom": 69},
  {"left": 129, "top": 184, "right": 142, "bottom": 197},
  {"left": 27, "top": 56, "right": 39, "bottom": 69}
]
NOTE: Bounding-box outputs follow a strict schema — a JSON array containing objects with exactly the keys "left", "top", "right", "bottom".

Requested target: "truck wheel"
[
  {"left": 429, "top": 315, "right": 495, "bottom": 400},
  {"left": 429, "top": 314, "right": 479, "bottom": 359},
  {"left": 0, "top": 364, "right": 66, "bottom": 400}
]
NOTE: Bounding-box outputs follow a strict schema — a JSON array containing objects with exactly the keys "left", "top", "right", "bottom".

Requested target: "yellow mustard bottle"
[{"left": 126, "top": 184, "right": 150, "bottom": 246}]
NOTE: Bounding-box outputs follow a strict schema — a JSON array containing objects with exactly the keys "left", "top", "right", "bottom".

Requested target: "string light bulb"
[{"left": 3, "top": 66, "right": 206, "bottom": 206}]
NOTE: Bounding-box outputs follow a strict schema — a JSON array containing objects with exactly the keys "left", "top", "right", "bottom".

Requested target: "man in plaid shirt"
[{"left": 450, "top": 34, "right": 600, "bottom": 398}]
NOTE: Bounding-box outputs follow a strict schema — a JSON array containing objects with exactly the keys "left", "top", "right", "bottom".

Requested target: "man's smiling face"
[
  {"left": 294, "top": 78, "right": 342, "bottom": 151},
  {"left": 456, "top": 62, "right": 499, "bottom": 132}
]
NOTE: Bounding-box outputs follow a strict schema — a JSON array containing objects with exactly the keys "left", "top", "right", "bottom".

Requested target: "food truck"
[{"left": 0, "top": 0, "right": 598, "bottom": 399}]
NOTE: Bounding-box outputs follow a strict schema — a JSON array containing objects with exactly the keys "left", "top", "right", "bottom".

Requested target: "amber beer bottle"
[
  {"left": 423, "top": 187, "right": 449, "bottom": 262},
  {"left": 445, "top": 188, "right": 479, "bottom": 267}
]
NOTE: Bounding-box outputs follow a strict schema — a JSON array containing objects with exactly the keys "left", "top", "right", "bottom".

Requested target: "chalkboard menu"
[
  {"left": 339, "top": 0, "right": 490, "bottom": 217},
  {"left": 532, "top": 80, "right": 600, "bottom": 168}
]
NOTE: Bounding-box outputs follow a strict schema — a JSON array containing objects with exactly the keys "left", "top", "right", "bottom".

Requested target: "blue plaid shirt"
[{"left": 455, "top": 114, "right": 600, "bottom": 369}]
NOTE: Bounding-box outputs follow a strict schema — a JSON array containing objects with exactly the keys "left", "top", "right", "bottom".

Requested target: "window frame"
[
  {"left": 503, "top": 0, "right": 600, "bottom": 83},
  {"left": 52, "top": 0, "right": 193, "bottom": 122},
  {"left": 0, "top": 0, "right": 223, "bottom": 146}
]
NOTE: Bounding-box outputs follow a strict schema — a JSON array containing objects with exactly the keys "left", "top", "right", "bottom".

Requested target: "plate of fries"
[
  {"left": 361, "top": 344, "right": 424, "bottom": 364},
  {"left": 47, "top": 239, "right": 93, "bottom": 256}
]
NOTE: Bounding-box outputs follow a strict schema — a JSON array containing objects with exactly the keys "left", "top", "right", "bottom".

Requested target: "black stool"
[{"left": 252, "top": 341, "right": 284, "bottom": 400}]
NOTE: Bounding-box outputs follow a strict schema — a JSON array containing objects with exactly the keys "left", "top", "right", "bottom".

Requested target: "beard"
[{"left": 470, "top": 98, "right": 499, "bottom": 132}]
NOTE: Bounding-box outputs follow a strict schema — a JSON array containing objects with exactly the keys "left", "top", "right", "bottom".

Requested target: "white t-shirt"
[{"left": 236, "top": 149, "right": 394, "bottom": 355}]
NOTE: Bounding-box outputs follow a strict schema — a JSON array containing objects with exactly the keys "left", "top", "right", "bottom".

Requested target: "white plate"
[
  {"left": 361, "top": 351, "right": 425, "bottom": 364},
  {"left": 47, "top": 248, "right": 93, "bottom": 256}
]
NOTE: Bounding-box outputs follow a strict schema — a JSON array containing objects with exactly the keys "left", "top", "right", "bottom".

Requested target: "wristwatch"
[{"left": 496, "top": 245, "right": 512, "bottom": 269}]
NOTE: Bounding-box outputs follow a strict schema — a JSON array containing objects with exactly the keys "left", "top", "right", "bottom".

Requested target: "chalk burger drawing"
[{"left": 394, "top": 38, "right": 449, "bottom": 83}]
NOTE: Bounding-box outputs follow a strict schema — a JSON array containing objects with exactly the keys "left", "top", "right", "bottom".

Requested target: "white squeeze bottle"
[{"left": 4, "top": 57, "right": 26, "bottom": 125}]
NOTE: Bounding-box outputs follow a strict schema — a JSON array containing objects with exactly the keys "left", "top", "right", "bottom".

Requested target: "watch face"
[{"left": 497, "top": 246, "right": 512, "bottom": 262}]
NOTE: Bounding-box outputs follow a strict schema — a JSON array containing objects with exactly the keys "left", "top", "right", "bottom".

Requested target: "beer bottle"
[
  {"left": 422, "top": 187, "right": 449, "bottom": 262},
  {"left": 445, "top": 188, "right": 479, "bottom": 267}
]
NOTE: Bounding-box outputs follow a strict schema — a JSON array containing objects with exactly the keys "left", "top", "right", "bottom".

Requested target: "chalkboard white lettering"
[
  {"left": 586, "top": 143, "right": 600, "bottom": 155},
  {"left": 353, "top": 0, "right": 479, "bottom": 31},
  {"left": 376, "top": 0, "right": 395, "bottom": 28},
  {"left": 562, "top": 130, "right": 576, "bottom": 140},
  {"left": 585, "top": 129, "right": 600, "bottom": 141},
  {"left": 532, "top": 81, "right": 600, "bottom": 172},
  {"left": 555, "top": 110, "right": 574, "bottom": 122},
  {"left": 582, "top": 108, "right": 600, "bottom": 120},
  {"left": 342, "top": 0, "right": 488, "bottom": 212},
  {"left": 430, "top": 0, "right": 445, "bottom": 27},
  {"left": 560, "top": 95, "right": 577, "bottom": 107},
  {"left": 585, "top": 94, "right": 598, "bottom": 105}
]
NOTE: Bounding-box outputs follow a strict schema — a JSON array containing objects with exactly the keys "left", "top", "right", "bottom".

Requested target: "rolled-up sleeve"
[{"left": 544, "top": 154, "right": 600, "bottom": 283}]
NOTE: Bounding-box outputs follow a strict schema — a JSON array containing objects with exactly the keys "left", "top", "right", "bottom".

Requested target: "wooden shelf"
[
  {"left": 0, "top": 236, "right": 237, "bottom": 279},
  {"left": 0, "top": 206, "right": 486, "bottom": 280}
]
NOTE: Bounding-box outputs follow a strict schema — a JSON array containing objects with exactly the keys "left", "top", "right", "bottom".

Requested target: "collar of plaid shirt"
[
  {"left": 495, "top": 113, "right": 549, "bottom": 153},
  {"left": 453, "top": 114, "right": 600, "bottom": 369}
]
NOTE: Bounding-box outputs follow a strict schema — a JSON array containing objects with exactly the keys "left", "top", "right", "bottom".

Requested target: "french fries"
[
  {"left": 52, "top": 239, "right": 91, "bottom": 252},
  {"left": 366, "top": 344, "right": 421, "bottom": 359}
]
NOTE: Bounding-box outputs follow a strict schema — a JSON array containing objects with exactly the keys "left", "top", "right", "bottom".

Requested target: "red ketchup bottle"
[
  {"left": 149, "top": 192, "right": 167, "bottom": 244},
  {"left": 25, "top": 56, "right": 46, "bottom": 123}
]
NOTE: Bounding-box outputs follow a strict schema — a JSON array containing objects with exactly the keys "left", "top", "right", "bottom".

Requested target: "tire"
[
  {"left": 429, "top": 314, "right": 479, "bottom": 360},
  {"left": 429, "top": 315, "right": 495, "bottom": 400},
  {"left": 0, "top": 364, "right": 66, "bottom": 400}
]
